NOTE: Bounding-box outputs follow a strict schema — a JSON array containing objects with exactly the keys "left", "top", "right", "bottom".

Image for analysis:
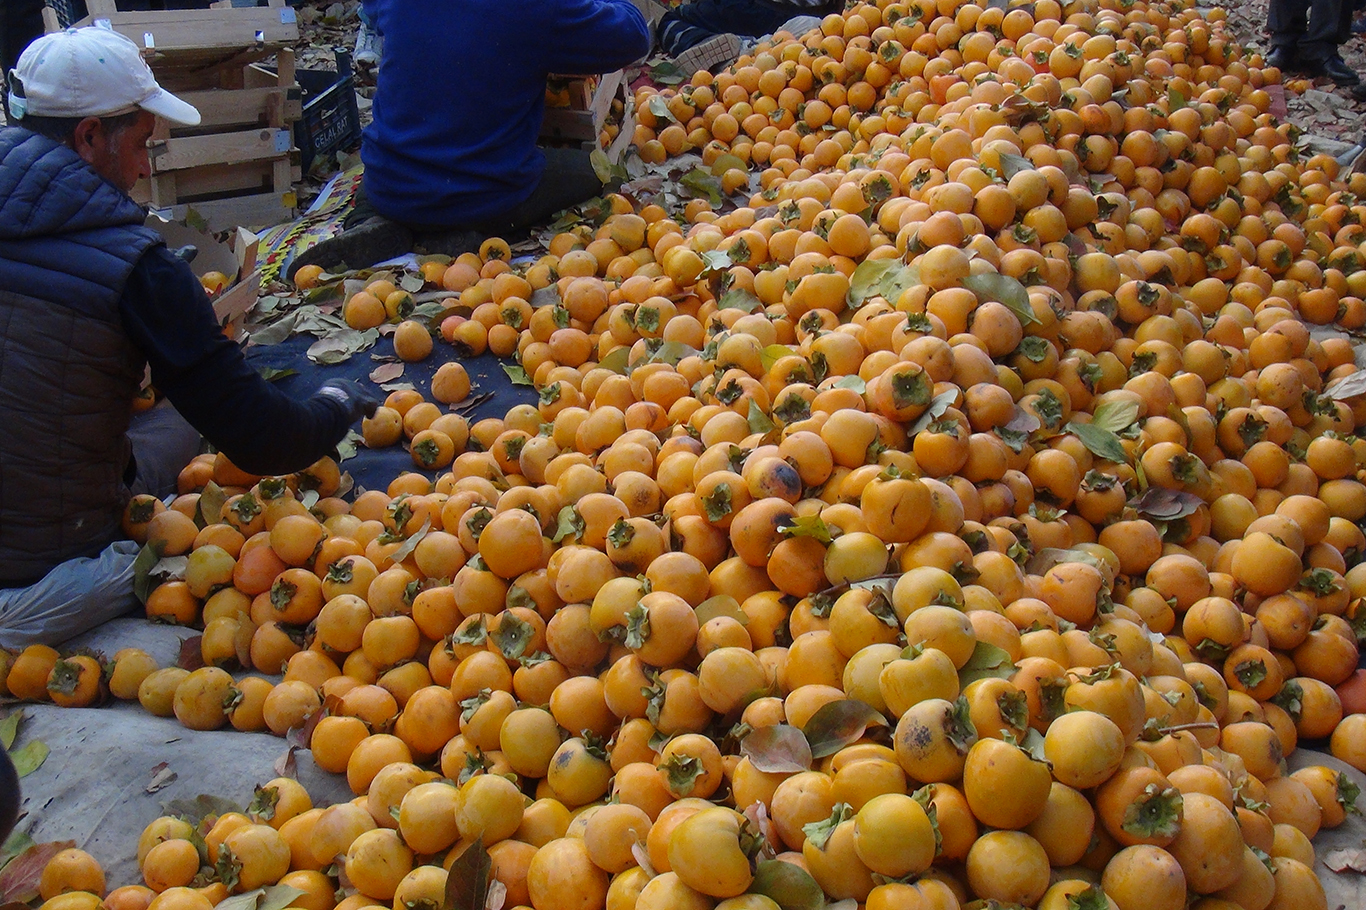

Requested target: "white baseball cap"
[{"left": 8, "top": 26, "right": 200, "bottom": 126}]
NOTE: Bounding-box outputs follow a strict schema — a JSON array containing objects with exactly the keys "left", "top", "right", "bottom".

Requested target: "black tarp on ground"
[{"left": 243, "top": 334, "right": 538, "bottom": 492}]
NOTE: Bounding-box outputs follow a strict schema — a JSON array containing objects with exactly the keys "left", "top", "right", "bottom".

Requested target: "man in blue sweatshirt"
[
  {"left": 0, "top": 28, "right": 376, "bottom": 647},
  {"left": 289, "top": 0, "right": 651, "bottom": 277}
]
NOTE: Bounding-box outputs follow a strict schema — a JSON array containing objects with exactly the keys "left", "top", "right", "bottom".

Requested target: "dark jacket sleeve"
[
  {"left": 119, "top": 246, "right": 353, "bottom": 476},
  {"left": 538, "top": 0, "right": 651, "bottom": 76}
]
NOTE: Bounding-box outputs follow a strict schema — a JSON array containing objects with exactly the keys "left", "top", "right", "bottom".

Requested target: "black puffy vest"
[{"left": 0, "top": 127, "right": 164, "bottom": 585}]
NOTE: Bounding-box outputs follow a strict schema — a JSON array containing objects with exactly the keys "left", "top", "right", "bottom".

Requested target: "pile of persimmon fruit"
[{"left": 11, "top": 0, "right": 1366, "bottom": 907}]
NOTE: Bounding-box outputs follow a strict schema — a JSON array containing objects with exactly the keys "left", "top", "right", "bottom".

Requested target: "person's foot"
[
  {"left": 1265, "top": 45, "right": 1296, "bottom": 70},
  {"left": 1352, "top": 81, "right": 1366, "bottom": 101},
  {"left": 1306, "top": 52, "right": 1360, "bottom": 85},
  {"left": 286, "top": 218, "right": 414, "bottom": 281},
  {"left": 413, "top": 229, "right": 485, "bottom": 258},
  {"left": 673, "top": 32, "right": 744, "bottom": 76},
  {"left": 355, "top": 21, "right": 383, "bottom": 69}
]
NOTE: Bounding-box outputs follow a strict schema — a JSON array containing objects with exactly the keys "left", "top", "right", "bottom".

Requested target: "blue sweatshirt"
[{"left": 360, "top": 0, "right": 651, "bottom": 228}]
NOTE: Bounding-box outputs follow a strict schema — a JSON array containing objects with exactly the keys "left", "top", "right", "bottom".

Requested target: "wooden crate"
[
  {"left": 45, "top": 0, "right": 299, "bottom": 87},
  {"left": 130, "top": 50, "right": 299, "bottom": 230},
  {"left": 46, "top": 0, "right": 303, "bottom": 230},
  {"left": 541, "top": 70, "right": 626, "bottom": 146}
]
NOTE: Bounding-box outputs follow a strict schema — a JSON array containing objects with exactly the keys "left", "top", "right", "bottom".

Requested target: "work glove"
[{"left": 315, "top": 378, "right": 380, "bottom": 423}]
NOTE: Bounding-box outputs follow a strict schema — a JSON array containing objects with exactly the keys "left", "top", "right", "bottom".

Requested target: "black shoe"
[
  {"left": 413, "top": 229, "right": 485, "bottom": 258},
  {"left": 1266, "top": 45, "right": 1296, "bottom": 70},
  {"left": 1352, "top": 81, "right": 1366, "bottom": 101},
  {"left": 1307, "top": 53, "right": 1361, "bottom": 85},
  {"left": 286, "top": 217, "right": 414, "bottom": 281}
]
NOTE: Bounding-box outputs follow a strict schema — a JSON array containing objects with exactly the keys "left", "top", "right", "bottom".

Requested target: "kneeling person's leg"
[
  {"left": 0, "top": 541, "right": 143, "bottom": 650},
  {"left": 128, "top": 400, "right": 203, "bottom": 499},
  {"left": 480, "top": 147, "right": 607, "bottom": 237}
]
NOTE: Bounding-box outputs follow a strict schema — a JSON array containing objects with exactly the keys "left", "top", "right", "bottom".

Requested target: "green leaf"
[
  {"left": 848, "top": 259, "right": 898, "bottom": 306},
  {"left": 748, "top": 400, "right": 777, "bottom": 436},
  {"left": 833, "top": 375, "right": 866, "bottom": 394},
  {"left": 590, "top": 148, "right": 627, "bottom": 184},
  {"left": 749, "top": 859, "right": 825, "bottom": 910},
  {"left": 647, "top": 94, "right": 678, "bottom": 123},
  {"left": 680, "top": 168, "right": 723, "bottom": 206},
  {"left": 879, "top": 264, "right": 920, "bottom": 302},
  {"left": 335, "top": 429, "right": 364, "bottom": 462},
  {"left": 214, "top": 885, "right": 308, "bottom": 910},
  {"left": 1168, "top": 86, "right": 1187, "bottom": 110},
  {"left": 0, "top": 831, "right": 35, "bottom": 873},
  {"left": 0, "top": 711, "right": 21, "bottom": 751},
  {"left": 649, "top": 60, "right": 686, "bottom": 85},
  {"left": 1130, "top": 487, "right": 1203, "bottom": 521},
  {"left": 718, "top": 288, "right": 762, "bottom": 312},
  {"left": 998, "top": 153, "right": 1034, "bottom": 179},
  {"left": 256, "top": 366, "right": 298, "bottom": 383},
  {"left": 388, "top": 516, "right": 431, "bottom": 565},
  {"left": 642, "top": 341, "right": 696, "bottom": 368},
  {"left": 957, "top": 641, "right": 1016, "bottom": 687},
  {"left": 132, "top": 540, "right": 166, "bottom": 606},
  {"left": 502, "top": 364, "right": 534, "bottom": 386},
  {"left": 552, "top": 505, "right": 584, "bottom": 543},
  {"left": 964, "top": 272, "right": 1039, "bottom": 326},
  {"left": 695, "top": 594, "right": 748, "bottom": 626},
  {"left": 1091, "top": 399, "right": 1139, "bottom": 433},
  {"left": 780, "top": 515, "right": 835, "bottom": 545},
  {"left": 741, "top": 724, "right": 813, "bottom": 773},
  {"left": 761, "top": 344, "right": 795, "bottom": 372},
  {"left": 710, "top": 153, "right": 747, "bottom": 176},
  {"left": 9, "top": 739, "right": 48, "bottom": 778},
  {"left": 802, "top": 699, "right": 887, "bottom": 759},
  {"left": 1065, "top": 421, "right": 1129, "bottom": 464},
  {"left": 443, "top": 836, "right": 492, "bottom": 910},
  {"left": 598, "top": 346, "right": 631, "bottom": 374},
  {"left": 907, "top": 389, "right": 959, "bottom": 436}
]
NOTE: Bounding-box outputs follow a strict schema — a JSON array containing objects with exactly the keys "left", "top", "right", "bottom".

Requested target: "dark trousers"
[
  {"left": 659, "top": 0, "right": 834, "bottom": 54},
  {"left": 345, "top": 145, "right": 605, "bottom": 238},
  {"left": 1269, "top": 0, "right": 1353, "bottom": 60}
]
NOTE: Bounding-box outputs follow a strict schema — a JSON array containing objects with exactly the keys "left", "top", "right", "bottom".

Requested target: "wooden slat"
[
  {"left": 149, "top": 128, "right": 291, "bottom": 172},
  {"left": 155, "top": 192, "right": 295, "bottom": 233},
  {"left": 135, "top": 157, "right": 299, "bottom": 205},
  {"left": 175, "top": 87, "right": 301, "bottom": 132},
  {"left": 70, "top": 7, "right": 297, "bottom": 53}
]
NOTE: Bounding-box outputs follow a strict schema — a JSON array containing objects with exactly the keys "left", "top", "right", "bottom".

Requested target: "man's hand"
[{"left": 314, "top": 379, "right": 380, "bottom": 422}]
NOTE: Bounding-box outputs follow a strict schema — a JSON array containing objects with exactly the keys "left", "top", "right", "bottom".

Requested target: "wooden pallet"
[{"left": 541, "top": 70, "right": 626, "bottom": 145}]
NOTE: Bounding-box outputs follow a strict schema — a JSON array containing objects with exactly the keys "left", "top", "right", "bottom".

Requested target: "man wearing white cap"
[{"left": 0, "top": 27, "right": 377, "bottom": 648}]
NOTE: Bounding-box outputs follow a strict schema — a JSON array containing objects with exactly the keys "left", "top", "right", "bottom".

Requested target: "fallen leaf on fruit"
[
  {"left": 443, "top": 836, "right": 491, "bottom": 910},
  {"left": 131, "top": 540, "right": 166, "bottom": 606},
  {"left": 1065, "top": 421, "right": 1128, "bottom": 464},
  {"left": 195, "top": 482, "right": 227, "bottom": 530},
  {"left": 160, "top": 794, "right": 242, "bottom": 825},
  {"left": 389, "top": 517, "right": 432, "bottom": 564},
  {"left": 964, "top": 272, "right": 1038, "bottom": 326},
  {"left": 717, "top": 288, "right": 761, "bottom": 312},
  {"left": 215, "top": 884, "right": 306, "bottom": 910},
  {"left": 1130, "top": 487, "right": 1203, "bottom": 521},
  {"left": 9, "top": 740, "right": 48, "bottom": 779},
  {"left": 748, "top": 859, "right": 824, "bottom": 910},
  {"left": 695, "top": 594, "right": 747, "bottom": 627},
  {"left": 335, "top": 429, "right": 364, "bottom": 462},
  {"left": 802, "top": 699, "right": 887, "bottom": 759},
  {"left": 907, "top": 389, "right": 958, "bottom": 436},
  {"left": 741, "top": 725, "right": 813, "bottom": 774},
  {"left": 1327, "top": 369, "right": 1366, "bottom": 399},
  {"left": 1090, "top": 398, "right": 1140, "bottom": 433},
  {"left": 0, "top": 840, "right": 74, "bottom": 903},
  {"left": 957, "top": 641, "right": 1016, "bottom": 687},
  {"left": 369, "top": 363, "right": 404, "bottom": 384},
  {"left": 146, "top": 762, "right": 178, "bottom": 793}
]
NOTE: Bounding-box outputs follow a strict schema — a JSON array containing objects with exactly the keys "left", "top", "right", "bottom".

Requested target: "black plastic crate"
[{"left": 294, "top": 48, "right": 362, "bottom": 173}]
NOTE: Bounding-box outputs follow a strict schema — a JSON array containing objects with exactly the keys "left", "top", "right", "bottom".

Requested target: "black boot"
[
  {"left": 1307, "top": 52, "right": 1361, "bottom": 85},
  {"left": 286, "top": 217, "right": 415, "bottom": 282},
  {"left": 1266, "top": 45, "right": 1297, "bottom": 70}
]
